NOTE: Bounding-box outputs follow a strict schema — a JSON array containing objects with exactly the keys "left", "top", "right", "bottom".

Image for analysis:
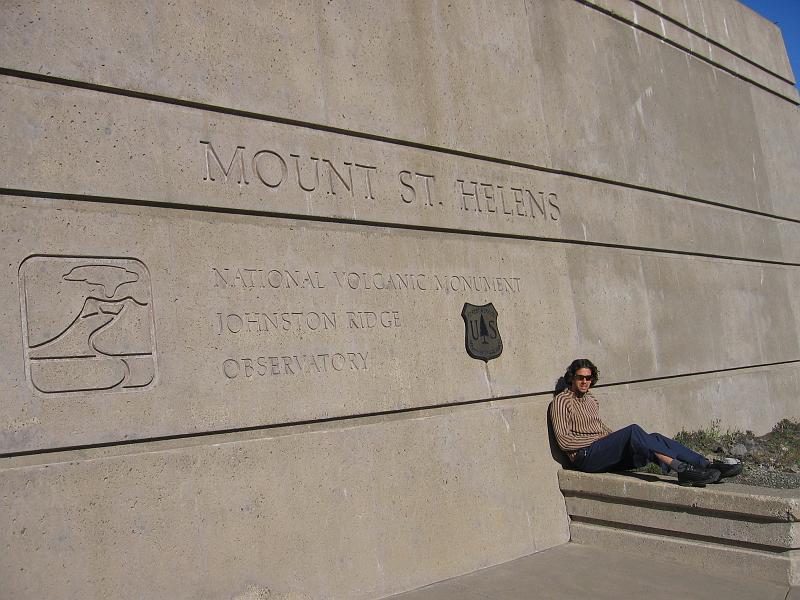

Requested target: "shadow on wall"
[{"left": 548, "top": 376, "right": 572, "bottom": 469}]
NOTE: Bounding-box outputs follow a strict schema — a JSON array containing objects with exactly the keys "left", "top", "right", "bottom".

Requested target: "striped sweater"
[{"left": 549, "top": 388, "right": 613, "bottom": 461}]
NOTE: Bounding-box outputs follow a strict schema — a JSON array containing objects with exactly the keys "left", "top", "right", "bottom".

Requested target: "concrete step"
[{"left": 559, "top": 469, "right": 800, "bottom": 586}]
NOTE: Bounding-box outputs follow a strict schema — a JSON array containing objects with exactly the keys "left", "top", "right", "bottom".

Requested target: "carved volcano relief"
[{"left": 18, "top": 256, "right": 157, "bottom": 394}]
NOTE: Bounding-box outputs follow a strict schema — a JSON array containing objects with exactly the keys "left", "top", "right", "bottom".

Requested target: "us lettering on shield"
[{"left": 461, "top": 303, "right": 503, "bottom": 362}]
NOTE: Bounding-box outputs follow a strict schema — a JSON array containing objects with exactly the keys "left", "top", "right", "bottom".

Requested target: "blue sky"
[{"left": 740, "top": 0, "right": 800, "bottom": 86}]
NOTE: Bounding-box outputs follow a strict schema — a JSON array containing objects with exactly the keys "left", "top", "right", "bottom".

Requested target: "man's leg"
[
  {"left": 626, "top": 426, "right": 718, "bottom": 474},
  {"left": 649, "top": 432, "right": 742, "bottom": 480},
  {"left": 619, "top": 426, "right": 704, "bottom": 472},
  {"left": 575, "top": 424, "right": 726, "bottom": 486},
  {"left": 648, "top": 432, "right": 709, "bottom": 468},
  {"left": 650, "top": 433, "right": 710, "bottom": 469},
  {"left": 628, "top": 427, "right": 726, "bottom": 485},
  {"left": 578, "top": 425, "right": 708, "bottom": 472},
  {"left": 574, "top": 425, "right": 641, "bottom": 472}
]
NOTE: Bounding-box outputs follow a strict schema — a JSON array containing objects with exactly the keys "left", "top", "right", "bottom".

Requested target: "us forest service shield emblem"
[{"left": 461, "top": 303, "right": 503, "bottom": 362}]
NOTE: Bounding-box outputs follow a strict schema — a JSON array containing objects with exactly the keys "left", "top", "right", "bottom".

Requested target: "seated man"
[{"left": 550, "top": 358, "right": 741, "bottom": 487}]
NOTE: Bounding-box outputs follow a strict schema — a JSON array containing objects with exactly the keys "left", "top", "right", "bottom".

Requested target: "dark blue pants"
[{"left": 572, "top": 424, "right": 709, "bottom": 473}]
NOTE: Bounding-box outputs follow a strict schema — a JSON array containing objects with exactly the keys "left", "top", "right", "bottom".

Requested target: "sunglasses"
[{"left": 574, "top": 375, "right": 593, "bottom": 381}]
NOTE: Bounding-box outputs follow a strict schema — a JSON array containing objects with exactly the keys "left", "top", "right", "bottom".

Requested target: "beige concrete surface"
[
  {"left": 386, "top": 542, "right": 793, "bottom": 600},
  {"left": 0, "top": 195, "right": 579, "bottom": 453},
  {"left": 789, "top": 269, "right": 800, "bottom": 359},
  {"left": 753, "top": 88, "right": 800, "bottom": 221},
  {"left": 571, "top": 522, "right": 800, "bottom": 586},
  {"left": 636, "top": 0, "right": 796, "bottom": 82},
  {"left": 3, "top": 76, "right": 798, "bottom": 263},
  {"left": 0, "top": 0, "right": 555, "bottom": 172},
  {"left": 560, "top": 471, "right": 800, "bottom": 585},
  {"left": 566, "top": 495, "right": 797, "bottom": 548},
  {"left": 2, "top": 0, "right": 799, "bottom": 597},
  {"left": 598, "top": 363, "right": 800, "bottom": 438},
  {"left": 584, "top": 0, "right": 798, "bottom": 99},
  {"left": 0, "top": 399, "right": 567, "bottom": 600},
  {"left": 1, "top": 1, "right": 796, "bottom": 216},
  {"left": 521, "top": 0, "right": 785, "bottom": 213},
  {"left": 559, "top": 470, "right": 800, "bottom": 521},
  {"left": 2, "top": 196, "right": 798, "bottom": 453},
  {"left": 566, "top": 247, "right": 799, "bottom": 382}
]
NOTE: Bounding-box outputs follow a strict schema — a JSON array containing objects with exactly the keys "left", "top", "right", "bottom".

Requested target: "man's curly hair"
[{"left": 564, "top": 358, "right": 599, "bottom": 388}]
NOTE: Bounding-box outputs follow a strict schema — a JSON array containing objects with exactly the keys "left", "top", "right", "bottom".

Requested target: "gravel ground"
[
  {"left": 675, "top": 419, "right": 800, "bottom": 489},
  {"left": 734, "top": 468, "right": 800, "bottom": 489}
]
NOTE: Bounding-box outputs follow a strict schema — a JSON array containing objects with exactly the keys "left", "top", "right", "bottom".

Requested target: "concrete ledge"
[{"left": 559, "top": 470, "right": 800, "bottom": 585}]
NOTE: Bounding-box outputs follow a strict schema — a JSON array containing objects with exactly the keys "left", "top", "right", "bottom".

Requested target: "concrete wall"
[{"left": 1, "top": 1, "right": 798, "bottom": 598}]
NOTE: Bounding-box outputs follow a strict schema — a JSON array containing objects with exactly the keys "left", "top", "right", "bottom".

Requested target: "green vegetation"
[
  {"left": 676, "top": 419, "right": 800, "bottom": 473},
  {"left": 633, "top": 419, "right": 800, "bottom": 480}
]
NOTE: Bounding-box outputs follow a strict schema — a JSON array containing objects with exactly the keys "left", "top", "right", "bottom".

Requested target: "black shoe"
[
  {"left": 677, "top": 465, "right": 720, "bottom": 487},
  {"left": 707, "top": 459, "right": 742, "bottom": 481}
]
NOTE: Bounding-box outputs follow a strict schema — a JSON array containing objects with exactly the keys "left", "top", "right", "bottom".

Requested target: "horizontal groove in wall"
[
  {"left": 1, "top": 189, "right": 799, "bottom": 268},
  {"left": 593, "top": 360, "right": 800, "bottom": 390},
  {"left": 570, "top": 516, "right": 790, "bottom": 554},
  {"left": 564, "top": 490, "right": 787, "bottom": 524},
  {"left": 630, "top": 0, "right": 796, "bottom": 86},
  {"left": 1, "top": 360, "right": 798, "bottom": 461},
  {"left": 575, "top": 0, "right": 799, "bottom": 105},
  {"left": 1, "top": 67, "right": 799, "bottom": 226}
]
